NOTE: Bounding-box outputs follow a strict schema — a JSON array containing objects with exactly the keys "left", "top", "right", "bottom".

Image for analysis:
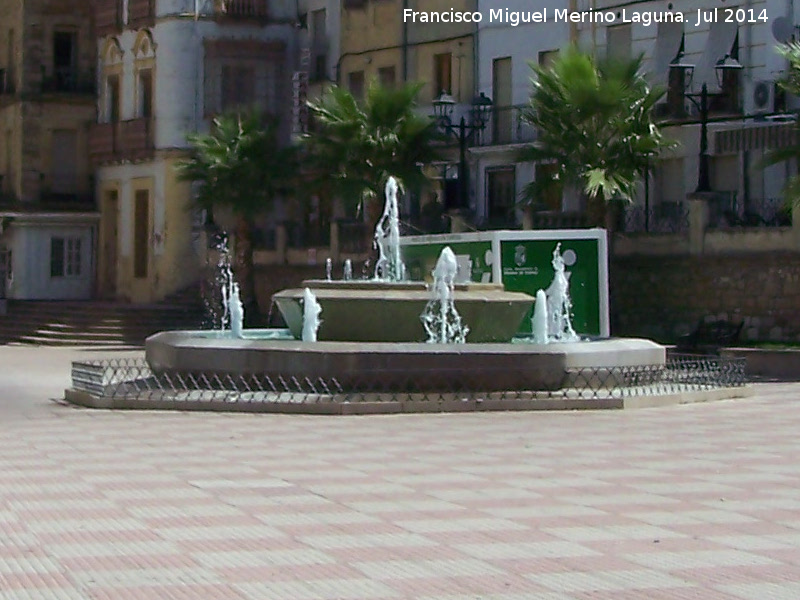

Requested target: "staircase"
[{"left": 0, "top": 285, "right": 205, "bottom": 347}]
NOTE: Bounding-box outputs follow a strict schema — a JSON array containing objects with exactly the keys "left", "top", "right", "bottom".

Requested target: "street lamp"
[
  {"left": 432, "top": 91, "right": 493, "bottom": 210},
  {"left": 669, "top": 52, "right": 744, "bottom": 193}
]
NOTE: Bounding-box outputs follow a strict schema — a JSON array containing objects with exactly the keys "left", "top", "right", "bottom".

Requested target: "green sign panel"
[
  {"left": 402, "top": 238, "right": 494, "bottom": 284},
  {"left": 401, "top": 230, "right": 608, "bottom": 338},
  {"left": 500, "top": 238, "right": 601, "bottom": 335}
]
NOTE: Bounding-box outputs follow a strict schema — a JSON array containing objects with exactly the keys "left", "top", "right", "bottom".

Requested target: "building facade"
[
  {"left": 472, "top": 0, "right": 797, "bottom": 230},
  {"left": 89, "top": 0, "right": 300, "bottom": 302},
  {"left": 0, "top": 0, "right": 98, "bottom": 300}
]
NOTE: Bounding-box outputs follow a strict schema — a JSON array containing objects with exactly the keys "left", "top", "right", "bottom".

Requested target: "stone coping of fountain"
[
  {"left": 272, "top": 280, "right": 534, "bottom": 343},
  {"left": 299, "top": 279, "right": 502, "bottom": 291},
  {"left": 146, "top": 332, "right": 666, "bottom": 393}
]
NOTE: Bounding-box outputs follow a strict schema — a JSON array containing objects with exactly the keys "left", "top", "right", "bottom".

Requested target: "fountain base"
[
  {"left": 272, "top": 280, "right": 534, "bottom": 343},
  {"left": 146, "top": 332, "right": 665, "bottom": 393}
]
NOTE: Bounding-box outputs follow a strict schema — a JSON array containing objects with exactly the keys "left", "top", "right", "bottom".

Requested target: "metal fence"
[
  {"left": 68, "top": 354, "right": 747, "bottom": 412},
  {"left": 622, "top": 203, "right": 690, "bottom": 234}
]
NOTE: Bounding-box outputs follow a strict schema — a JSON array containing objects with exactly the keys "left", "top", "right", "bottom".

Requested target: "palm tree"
[
  {"left": 761, "top": 42, "right": 800, "bottom": 207},
  {"left": 177, "top": 111, "right": 299, "bottom": 325},
  {"left": 304, "top": 80, "right": 443, "bottom": 224},
  {"left": 518, "top": 47, "right": 676, "bottom": 227}
]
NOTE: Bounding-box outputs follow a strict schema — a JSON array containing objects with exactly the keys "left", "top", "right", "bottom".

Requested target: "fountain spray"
[
  {"left": 420, "top": 247, "right": 469, "bottom": 344},
  {"left": 373, "top": 177, "right": 406, "bottom": 282},
  {"left": 302, "top": 288, "right": 323, "bottom": 342}
]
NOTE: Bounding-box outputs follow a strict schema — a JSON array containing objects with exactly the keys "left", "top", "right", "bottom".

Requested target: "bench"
[{"left": 676, "top": 319, "right": 744, "bottom": 355}]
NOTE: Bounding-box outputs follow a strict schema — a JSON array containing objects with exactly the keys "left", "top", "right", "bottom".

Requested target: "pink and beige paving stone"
[{"left": 0, "top": 350, "right": 799, "bottom": 599}]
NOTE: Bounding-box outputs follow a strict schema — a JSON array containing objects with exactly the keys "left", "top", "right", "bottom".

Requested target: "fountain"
[
  {"left": 229, "top": 282, "right": 244, "bottom": 340},
  {"left": 547, "top": 243, "right": 580, "bottom": 342},
  {"left": 373, "top": 177, "right": 405, "bottom": 282},
  {"left": 301, "top": 288, "right": 322, "bottom": 342},
  {"left": 531, "top": 289, "right": 549, "bottom": 345},
  {"left": 343, "top": 259, "right": 353, "bottom": 281},
  {"left": 421, "top": 247, "right": 469, "bottom": 344},
  {"left": 146, "top": 175, "right": 665, "bottom": 394}
]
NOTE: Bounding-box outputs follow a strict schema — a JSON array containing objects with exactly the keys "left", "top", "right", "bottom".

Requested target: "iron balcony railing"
[
  {"left": 478, "top": 104, "right": 537, "bottom": 147},
  {"left": 622, "top": 201, "right": 690, "bottom": 234},
  {"left": 89, "top": 119, "right": 155, "bottom": 164},
  {"left": 41, "top": 68, "right": 95, "bottom": 94},
  {"left": 216, "top": 0, "right": 269, "bottom": 18}
]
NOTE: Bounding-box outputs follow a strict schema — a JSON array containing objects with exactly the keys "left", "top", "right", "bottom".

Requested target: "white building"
[
  {"left": 90, "top": 0, "right": 301, "bottom": 302},
  {"left": 471, "top": 0, "right": 797, "bottom": 229}
]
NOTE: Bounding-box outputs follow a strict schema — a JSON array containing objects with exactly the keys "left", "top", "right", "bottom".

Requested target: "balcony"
[
  {"left": 89, "top": 119, "right": 155, "bottom": 165},
  {"left": 95, "top": 0, "right": 123, "bottom": 35},
  {"left": 215, "top": 0, "right": 269, "bottom": 20},
  {"left": 121, "top": 118, "right": 155, "bottom": 160},
  {"left": 128, "top": 0, "right": 155, "bottom": 28},
  {"left": 41, "top": 174, "right": 95, "bottom": 206},
  {"left": 477, "top": 105, "right": 537, "bottom": 147},
  {"left": 40, "top": 68, "right": 95, "bottom": 95},
  {"left": 89, "top": 122, "right": 119, "bottom": 164}
]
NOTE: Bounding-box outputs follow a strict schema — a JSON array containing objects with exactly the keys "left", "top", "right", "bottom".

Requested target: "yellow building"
[
  {"left": 339, "top": 0, "right": 475, "bottom": 104},
  {"left": 338, "top": 0, "right": 478, "bottom": 222},
  {"left": 0, "top": 0, "right": 98, "bottom": 300},
  {"left": 90, "top": 0, "right": 299, "bottom": 303}
]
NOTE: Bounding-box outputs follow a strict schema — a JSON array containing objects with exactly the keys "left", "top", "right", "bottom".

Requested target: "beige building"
[
  {"left": 0, "top": 0, "right": 97, "bottom": 300},
  {"left": 90, "top": 0, "right": 300, "bottom": 303}
]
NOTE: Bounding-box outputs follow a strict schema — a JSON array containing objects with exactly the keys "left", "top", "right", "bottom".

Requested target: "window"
[
  {"left": 50, "top": 130, "right": 78, "bottom": 194},
  {"left": 313, "top": 55, "right": 327, "bottom": 81},
  {"left": 492, "top": 57, "right": 512, "bottom": 143},
  {"left": 434, "top": 53, "right": 452, "bottom": 95},
  {"left": 348, "top": 70, "right": 365, "bottom": 101},
  {"left": 6, "top": 29, "right": 14, "bottom": 88},
  {"left": 715, "top": 31, "right": 741, "bottom": 114},
  {"left": 0, "top": 246, "right": 12, "bottom": 285},
  {"left": 312, "top": 9, "right": 326, "bottom": 46},
  {"left": 221, "top": 65, "right": 256, "bottom": 112},
  {"left": 606, "top": 24, "right": 632, "bottom": 60},
  {"left": 138, "top": 69, "right": 153, "bottom": 118},
  {"left": 134, "top": 190, "right": 149, "bottom": 278},
  {"left": 50, "top": 237, "right": 82, "bottom": 277},
  {"left": 378, "top": 66, "right": 396, "bottom": 88},
  {"left": 4, "top": 130, "right": 11, "bottom": 192},
  {"left": 538, "top": 49, "right": 559, "bottom": 68},
  {"left": 106, "top": 74, "right": 120, "bottom": 122},
  {"left": 53, "top": 31, "right": 76, "bottom": 91},
  {"left": 311, "top": 9, "right": 327, "bottom": 81},
  {"left": 486, "top": 167, "right": 516, "bottom": 221},
  {"left": 535, "top": 163, "right": 563, "bottom": 211}
]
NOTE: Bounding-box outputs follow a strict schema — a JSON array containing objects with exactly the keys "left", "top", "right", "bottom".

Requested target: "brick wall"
[{"left": 611, "top": 253, "right": 800, "bottom": 343}]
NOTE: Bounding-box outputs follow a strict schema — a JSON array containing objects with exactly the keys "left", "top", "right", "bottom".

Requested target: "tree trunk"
[
  {"left": 586, "top": 194, "right": 608, "bottom": 229},
  {"left": 234, "top": 215, "right": 260, "bottom": 327}
]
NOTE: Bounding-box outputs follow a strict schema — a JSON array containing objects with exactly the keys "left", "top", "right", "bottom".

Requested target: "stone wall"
[
  {"left": 246, "top": 254, "right": 800, "bottom": 343},
  {"left": 611, "top": 253, "right": 800, "bottom": 343}
]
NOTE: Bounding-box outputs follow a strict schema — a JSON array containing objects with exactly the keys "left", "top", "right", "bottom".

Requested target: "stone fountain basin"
[
  {"left": 145, "top": 333, "right": 666, "bottom": 393},
  {"left": 272, "top": 280, "right": 534, "bottom": 343}
]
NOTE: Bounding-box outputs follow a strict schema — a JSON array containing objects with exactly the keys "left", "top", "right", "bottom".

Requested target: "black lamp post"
[
  {"left": 669, "top": 52, "right": 744, "bottom": 193},
  {"left": 432, "top": 91, "right": 493, "bottom": 209}
]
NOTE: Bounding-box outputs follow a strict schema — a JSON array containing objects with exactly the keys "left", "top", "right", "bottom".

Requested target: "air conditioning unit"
[{"left": 750, "top": 80, "right": 782, "bottom": 114}]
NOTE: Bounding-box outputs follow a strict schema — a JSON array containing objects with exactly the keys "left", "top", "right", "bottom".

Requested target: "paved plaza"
[{"left": 0, "top": 346, "right": 799, "bottom": 599}]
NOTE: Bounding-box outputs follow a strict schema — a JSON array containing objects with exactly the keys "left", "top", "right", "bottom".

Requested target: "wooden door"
[{"left": 102, "top": 190, "right": 118, "bottom": 297}]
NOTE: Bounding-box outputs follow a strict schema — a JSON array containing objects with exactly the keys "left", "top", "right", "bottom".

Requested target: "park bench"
[{"left": 676, "top": 319, "right": 744, "bottom": 355}]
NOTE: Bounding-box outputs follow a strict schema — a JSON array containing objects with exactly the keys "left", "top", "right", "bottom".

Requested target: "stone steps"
[{"left": 0, "top": 291, "right": 205, "bottom": 347}]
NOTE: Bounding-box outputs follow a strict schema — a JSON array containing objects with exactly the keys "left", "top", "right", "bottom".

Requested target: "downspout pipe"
[{"left": 402, "top": 0, "right": 409, "bottom": 81}]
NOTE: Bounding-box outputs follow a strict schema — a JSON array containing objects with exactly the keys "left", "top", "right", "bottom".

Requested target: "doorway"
[{"left": 102, "top": 190, "right": 118, "bottom": 297}]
